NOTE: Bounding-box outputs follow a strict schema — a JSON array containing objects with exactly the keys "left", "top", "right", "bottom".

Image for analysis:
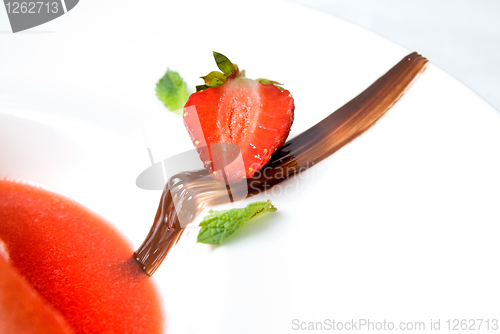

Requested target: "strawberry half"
[{"left": 183, "top": 52, "right": 294, "bottom": 183}]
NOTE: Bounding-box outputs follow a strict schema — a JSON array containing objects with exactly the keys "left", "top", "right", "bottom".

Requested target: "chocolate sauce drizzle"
[{"left": 134, "top": 52, "right": 428, "bottom": 276}]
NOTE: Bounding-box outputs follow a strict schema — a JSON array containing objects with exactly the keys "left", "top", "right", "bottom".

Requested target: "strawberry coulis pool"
[{"left": 0, "top": 178, "right": 164, "bottom": 334}]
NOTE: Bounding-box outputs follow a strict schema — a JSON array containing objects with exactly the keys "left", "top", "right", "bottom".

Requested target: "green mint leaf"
[
  {"left": 197, "top": 200, "right": 277, "bottom": 245},
  {"left": 156, "top": 68, "right": 189, "bottom": 114}
]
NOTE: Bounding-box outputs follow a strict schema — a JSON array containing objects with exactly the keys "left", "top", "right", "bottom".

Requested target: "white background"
[
  {"left": 287, "top": 0, "right": 500, "bottom": 111},
  {"left": 1, "top": 0, "right": 499, "bottom": 110}
]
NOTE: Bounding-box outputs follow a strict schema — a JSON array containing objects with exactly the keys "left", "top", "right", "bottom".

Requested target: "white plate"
[{"left": 1, "top": 1, "right": 500, "bottom": 333}]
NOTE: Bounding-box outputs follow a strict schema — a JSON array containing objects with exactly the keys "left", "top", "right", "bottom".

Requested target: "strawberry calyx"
[
  {"left": 196, "top": 52, "right": 239, "bottom": 92},
  {"left": 213, "top": 51, "right": 239, "bottom": 77},
  {"left": 256, "top": 78, "right": 285, "bottom": 89},
  {"left": 196, "top": 52, "right": 285, "bottom": 92}
]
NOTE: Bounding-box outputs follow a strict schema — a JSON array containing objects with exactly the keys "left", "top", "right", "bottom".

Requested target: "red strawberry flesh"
[{"left": 184, "top": 76, "right": 294, "bottom": 183}]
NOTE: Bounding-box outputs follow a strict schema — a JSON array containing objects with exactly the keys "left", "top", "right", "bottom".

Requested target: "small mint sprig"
[
  {"left": 156, "top": 68, "right": 189, "bottom": 114},
  {"left": 197, "top": 200, "right": 277, "bottom": 245}
]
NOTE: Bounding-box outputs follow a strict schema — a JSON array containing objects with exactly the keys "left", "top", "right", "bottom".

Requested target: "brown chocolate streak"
[{"left": 134, "top": 53, "right": 428, "bottom": 276}]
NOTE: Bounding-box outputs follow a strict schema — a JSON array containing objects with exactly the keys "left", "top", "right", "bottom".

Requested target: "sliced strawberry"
[{"left": 183, "top": 53, "right": 294, "bottom": 183}]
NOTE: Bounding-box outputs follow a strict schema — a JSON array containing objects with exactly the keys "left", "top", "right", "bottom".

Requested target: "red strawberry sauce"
[{"left": 0, "top": 178, "right": 164, "bottom": 334}]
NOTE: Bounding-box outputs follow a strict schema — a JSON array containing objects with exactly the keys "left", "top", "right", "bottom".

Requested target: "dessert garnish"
[
  {"left": 156, "top": 68, "right": 189, "bottom": 114},
  {"left": 183, "top": 52, "right": 295, "bottom": 183},
  {"left": 197, "top": 200, "right": 277, "bottom": 245},
  {"left": 135, "top": 52, "right": 428, "bottom": 276}
]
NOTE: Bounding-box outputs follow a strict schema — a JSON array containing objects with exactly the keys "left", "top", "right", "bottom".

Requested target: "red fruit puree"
[{"left": 0, "top": 178, "right": 165, "bottom": 334}]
